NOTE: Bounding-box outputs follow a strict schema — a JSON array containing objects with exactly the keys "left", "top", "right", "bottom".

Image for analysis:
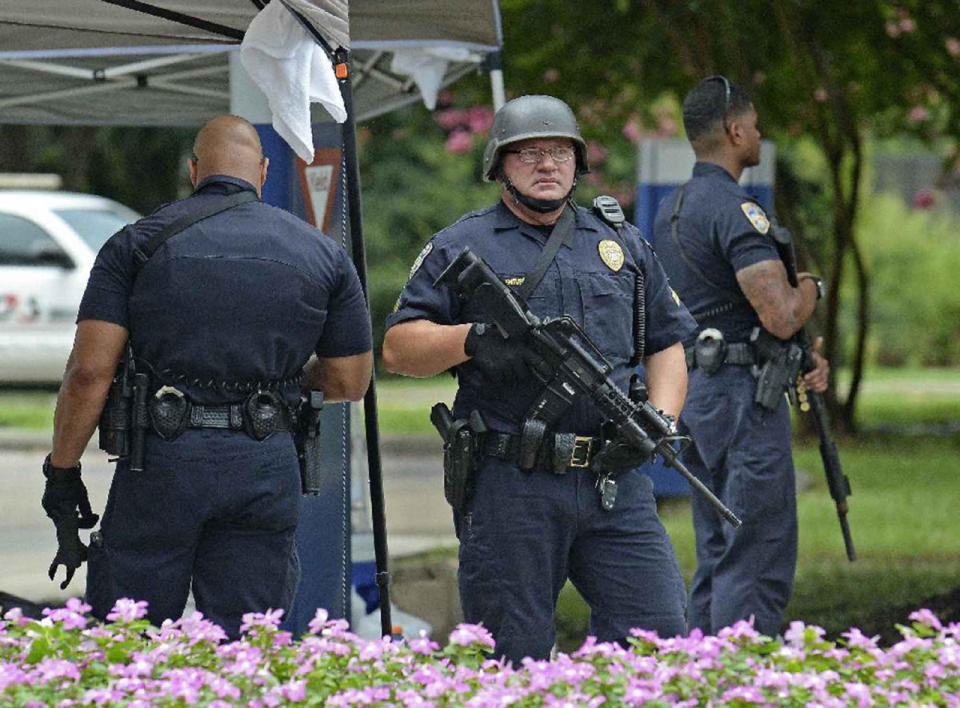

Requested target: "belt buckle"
[{"left": 569, "top": 436, "right": 594, "bottom": 468}]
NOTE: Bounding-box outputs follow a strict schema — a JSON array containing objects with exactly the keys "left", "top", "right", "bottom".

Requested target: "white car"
[{"left": 0, "top": 190, "right": 139, "bottom": 385}]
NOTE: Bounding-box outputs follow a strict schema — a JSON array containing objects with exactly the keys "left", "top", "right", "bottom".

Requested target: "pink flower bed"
[{"left": 1, "top": 599, "right": 957, "bottom": 706}]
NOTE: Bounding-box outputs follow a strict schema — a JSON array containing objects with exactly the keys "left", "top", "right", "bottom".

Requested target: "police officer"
[
  {"left": 382, "top": 95, "right": 698, "bottom": 662},
  {"left": 42, "top": 115, "right": 373, "bottom": 637},
  {"left": 653, "top": 77, "right": 829, "bottom": 637}
]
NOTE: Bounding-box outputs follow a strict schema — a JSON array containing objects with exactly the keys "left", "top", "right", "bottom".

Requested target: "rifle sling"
[
  {"left": 668, "top": 184, "right": 748, "bottom": 321},
  {"left": 517, "top": 203, "right": 575, "bottom": 304},
  {"left": 132, "top": 190, "right": 259, "bottom": 279}
]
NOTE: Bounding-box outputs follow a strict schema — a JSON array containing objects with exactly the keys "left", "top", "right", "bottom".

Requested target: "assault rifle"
[
  {"left": 435, "top": 247, "right": 741, "bottom": 527},
  {"left": 771, "top": 225, "right": 856, "bottom": 561}
]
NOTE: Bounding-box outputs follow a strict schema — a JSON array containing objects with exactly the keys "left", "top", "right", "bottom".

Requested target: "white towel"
[
  {"left": 240, "top": 0, "right": 347, "bottom": 162},
  {"left": 390, "top": 48, "right": 480, "bottom": 110}
]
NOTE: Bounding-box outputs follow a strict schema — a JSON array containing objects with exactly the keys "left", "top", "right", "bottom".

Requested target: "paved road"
[{"left": 0, "top": 442, "right": 455, "bottom": 607}]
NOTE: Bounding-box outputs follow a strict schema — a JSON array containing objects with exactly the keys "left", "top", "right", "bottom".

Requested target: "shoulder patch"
[
  {"left": 409, "top": 242, "right": 433, "bottom": 278},
  {"left": 740, "top": 202, "right": 770, "bottom": 234}
]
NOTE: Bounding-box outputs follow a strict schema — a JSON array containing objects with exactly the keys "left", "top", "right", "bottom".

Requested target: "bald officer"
[{"left": 42, "top": 115, "right": 372, "bottom": 637}]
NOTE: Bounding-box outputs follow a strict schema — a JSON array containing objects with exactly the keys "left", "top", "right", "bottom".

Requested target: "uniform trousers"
[
  {"left": 680, "top": 365, "right": 797, "bottom": 637},
  {"left": 456, "top": 457, "right": 687, "bottom": 663},
  {"left": 86, "top": 428, "right": 301, "bottom": 638}
]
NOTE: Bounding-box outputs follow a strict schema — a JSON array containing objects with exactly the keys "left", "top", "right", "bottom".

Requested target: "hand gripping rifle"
[
  {"left": 771, "top": 226, "right": 856, "bottom": 561},
  {"left": 435, "top": 247, "right": 741, "bottom": 527}
]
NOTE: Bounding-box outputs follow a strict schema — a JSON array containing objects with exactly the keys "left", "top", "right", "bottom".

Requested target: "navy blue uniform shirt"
[
  {"left": 78, "top": 175, "right": 372, "bottom": 405},
  {"left": 386, "top": 200, "right": 697, "bottom": 435},
  {"left": 652, "top": 162, "right": 780, "bottom": 345}
]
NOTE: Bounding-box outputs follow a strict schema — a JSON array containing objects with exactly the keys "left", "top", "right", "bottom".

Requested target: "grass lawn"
[{"left": 555, "top": 432, "right": 960, "bottom": 650}]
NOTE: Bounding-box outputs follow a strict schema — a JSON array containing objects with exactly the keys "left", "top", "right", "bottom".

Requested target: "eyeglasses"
[
  {"left": 503, "top": 146, "right": 576, "bottom": 164},
  {"left": 706, "top": 74, "right": 732, "bottom": 130}
]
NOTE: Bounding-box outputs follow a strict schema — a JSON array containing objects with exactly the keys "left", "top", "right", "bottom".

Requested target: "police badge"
[{"left": 597, "top": 239, "right": 624, "bottom": 272}]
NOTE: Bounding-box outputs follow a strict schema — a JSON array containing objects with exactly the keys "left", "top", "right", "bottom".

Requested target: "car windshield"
[{"left": 54, "top": 207, "right": 138, "bottom": 251}]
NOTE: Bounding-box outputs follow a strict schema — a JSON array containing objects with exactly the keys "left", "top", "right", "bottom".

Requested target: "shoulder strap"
[
  {"left": 517, "top": 203, "right": 575, "bottom": 303},
  {"left": 668, "top": 183, "right": 746, "bottom": 314},
  {"left": 132, "top": 190, "right": 259, "bottom": 277}
]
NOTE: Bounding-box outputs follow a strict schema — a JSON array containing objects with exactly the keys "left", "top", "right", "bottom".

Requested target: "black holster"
[
  {"left": 295, "top": 390, "right": 324, "bottom": 496},
  {"left": 750, "top": 327, "right": 804, "bottom": 411},
  {"left": 98, "top": 346, "right": 149, "bottom": 472},
  {"left": 431, "top": 404, "right": 485, "bottom": 511}
]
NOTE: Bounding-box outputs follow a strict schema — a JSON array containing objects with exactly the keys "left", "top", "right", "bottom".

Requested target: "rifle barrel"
[{"left": 661, "top": 445, "right": 742, "bottom": 528}]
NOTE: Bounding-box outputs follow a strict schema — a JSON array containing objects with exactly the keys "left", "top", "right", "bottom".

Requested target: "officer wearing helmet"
[{"left": 383, "top": 95, "right": 698, "bottom": 663}]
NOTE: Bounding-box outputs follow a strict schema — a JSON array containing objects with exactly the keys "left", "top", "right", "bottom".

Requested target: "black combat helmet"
[{"left": 482, "top": 95, "right": 588, "bottom": 182}]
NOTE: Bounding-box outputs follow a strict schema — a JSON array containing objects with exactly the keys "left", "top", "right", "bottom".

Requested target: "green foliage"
[
  {"left": 849, "top": 193, "right": 959, "bottom": 366},
  {"left": 358, "top": 106, "right": 499, "bottom": 350}
]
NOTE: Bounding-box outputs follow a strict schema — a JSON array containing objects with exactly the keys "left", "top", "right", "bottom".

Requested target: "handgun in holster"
[
  {"left": 430, "top": 403, "right": 486, "bottom": 511},
  {"left": 295, "top": 390, "right": 324, "bottom": 496},
  {"left": 750, "top": 328, "right": 804, "bottom": 411},
  {"left": 98, "top": 344, "right": 149, "bottom": 471}
]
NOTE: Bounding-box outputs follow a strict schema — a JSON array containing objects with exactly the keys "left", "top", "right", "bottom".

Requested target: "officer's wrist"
[{"left": 43, "top": 454, "right": 81, "bottom": 481}]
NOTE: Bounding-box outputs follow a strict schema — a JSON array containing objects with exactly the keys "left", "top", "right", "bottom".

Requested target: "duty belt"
[
  {"left": 149, "top": 386, "right": 295, "bottom": 441},
  {"left": 685, "top": 342, "right": 755, "bottom": 369},
  {"left": 480, "top": 431, "right": 602, "bottom": 471}
]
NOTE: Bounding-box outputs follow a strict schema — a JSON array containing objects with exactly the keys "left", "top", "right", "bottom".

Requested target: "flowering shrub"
[{"left": 1, "top": 599, "right": 957, "bottom": 706}]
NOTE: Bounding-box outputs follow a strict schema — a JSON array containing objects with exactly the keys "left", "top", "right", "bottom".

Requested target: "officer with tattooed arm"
[
  {"left": 43, "top": 116, "right": 372, "bottom": 637},
  {"left": 653, "top": 76, "right": 829, "bottom": 638},
  {"left": 383, "top": 95, "right": 698, "bottom": 663}
]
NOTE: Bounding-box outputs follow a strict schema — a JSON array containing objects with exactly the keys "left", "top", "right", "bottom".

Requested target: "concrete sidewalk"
[{"left": 0, "top": 429, "right": 455, "bottom": 607}]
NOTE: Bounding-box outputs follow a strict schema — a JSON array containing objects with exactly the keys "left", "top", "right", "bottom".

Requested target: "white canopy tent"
[
  {"left": 0, "top": 0, "right": 504, "bottom": 125},
  {"left": 0, "top": 0, "right": 504, "bottom": 637}
]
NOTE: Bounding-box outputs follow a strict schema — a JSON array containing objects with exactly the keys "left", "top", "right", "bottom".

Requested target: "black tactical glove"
[
  {"left": 464, "top": 322, "right": 550, "bottom": 384},
  {"left": 591, "top": 434, "right": 653, "bottom": 473},
  {"left": 42, "top": 455, "right": 99, "bottom": 589}
]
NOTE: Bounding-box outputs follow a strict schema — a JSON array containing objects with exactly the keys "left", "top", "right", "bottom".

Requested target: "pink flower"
[
  {"left": 543, "top": 68, "right": 560, "bottom": 83},
  {"left": 445, "top": 130, "right": 474, "bottom": 155},
  {"left": 281, "top": 679, "right": 307, "bottom": 702},
  {"left": 435, "top": 109, "right": 470, "bottom": 131},
  {"left": 913, "top": 190, "right": 936, "bottom": 209},
  {"left": 657, "top": 117, "right": 678, "bottom": 137},
  {"left": 842, "top": 627, "right": 881, "bottom": 649},
  {"left": 239, "top": 608, "right": 284, "bottom": 635},
  {"left": 813, "top": 87, "right": 828, "bottom": 103},
  {"left": 886, "top": 20, "right": 901, "bottom": 38},
  {"left": 909, "top": 608, "right": 943, "bottom": 629},
  {"left": 448, "top": 622, "right": 495, "bottom": 650},
  {"left": 42, "top": 600, "right": 90, "bottom": 631},
  {"left": 622, "top": 118, "right": 643, "bottom": 144},
  {"left": 467, "top": 106, "right": 495, "bottom": 134},
  {"left": 899, "top": 17, "right": 916, "bottom": 33},
  {"left": 408, "top": 631, "right": 439, "bottom": 656},
  {"left": 308, "top": 607, "right": 330, "bottom": 634},
  {"left": 578, "top": 141, "right": 604, "bottom": 168},
  {"left": 908, "top": 105, "right": 929, "bottom": 123},
  {"left": 106, "top": 598, "right": 149, "bottom": 623},
  {"left": 844, "top": 681, "right": 873, "bottom": 707},
  {"left": 946, "top": 37, "right": 960, "bottom": 57}
]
